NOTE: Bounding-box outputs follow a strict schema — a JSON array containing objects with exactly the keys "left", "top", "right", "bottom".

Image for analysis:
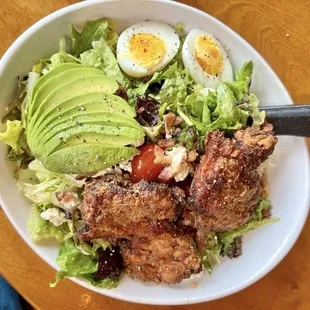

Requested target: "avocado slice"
[
  {"left": 32, "top": 112, "right": 143, "bottom": 148},
  {"left": 27, "top": 75, "right": 119, "bottom": 131},
  {"left": 31, "top": 93, "right": 135, "bottom": 136},
  {"left": 31, "top": 124, "right": 144, "bottom": 158},
  {"left": 30, "top": 63, "right": 82, "bottom": 100},
  {"left": 28, "top": 67, "right": 107, "bottom": 118},
  {"left": 42, "top": 144, "right": 139, "bottom": 174}
]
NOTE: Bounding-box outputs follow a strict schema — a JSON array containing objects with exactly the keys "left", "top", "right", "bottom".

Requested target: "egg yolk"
[
  {"left": 194, "top": 35, "right": 223, "bottom": 76},
  {"left": 129, "top": 33, "right": 166, "bottom": 69}
]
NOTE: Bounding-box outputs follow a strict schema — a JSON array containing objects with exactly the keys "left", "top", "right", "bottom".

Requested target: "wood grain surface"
[{"left": 0, "top": 0, "right": 309, "bottom": 309}]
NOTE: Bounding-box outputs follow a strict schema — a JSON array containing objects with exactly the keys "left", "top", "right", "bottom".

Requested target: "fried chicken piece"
[
  {"left": 190, "top": 126, "right": 277, "bottom": 239},
  {"left": 119, "top": 220, "right": 202, "bottom": 284},
  {"left": 79, "top": 174, "right": 186, "bottom": 241},
  {"left": 79, "top": 174, "right": 202, "bottom": 284}
]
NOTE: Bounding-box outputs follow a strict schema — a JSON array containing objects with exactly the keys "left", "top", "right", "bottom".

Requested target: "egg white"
[
  {"left": 182, "top": 29, "right": 233, "bottom": 88},
  {"left": 117, "top": 21, "right": 180, "bottom": 78}
]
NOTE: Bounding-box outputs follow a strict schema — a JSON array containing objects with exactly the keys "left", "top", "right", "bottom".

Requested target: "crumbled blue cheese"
[
  {"left": 41, "top": 208, "right": 66, "bottom": 227},
  {"left": 55, "top": 192, "right": 81, "bottom": 212},
  {"left": 166, "top": 146, "right": 189, "bottom": 182}
]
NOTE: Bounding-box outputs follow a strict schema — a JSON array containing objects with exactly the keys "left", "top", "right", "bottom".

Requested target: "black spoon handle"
[{"left": 261, "top": 104, "right": 310, "bottom": 137}]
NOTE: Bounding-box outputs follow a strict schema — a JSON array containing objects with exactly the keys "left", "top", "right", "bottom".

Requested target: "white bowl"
[{"left": 0, "top": 0, "right": 309, "bottom": 305}]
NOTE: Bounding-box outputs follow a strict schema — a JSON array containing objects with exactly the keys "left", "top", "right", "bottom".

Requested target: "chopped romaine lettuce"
[
  {"left": 46, "top": 51, "right": 81, "bottom": 72},
  {"left": 50, "top": 238, "right": 117, "bottom": 288},
  {"left": 71, "top": 18, "right": 117, "bottom": 56},
  {"left": 50, "top": 238, "right": 98, "bottom": 287},
  {"left": 0, "top": 120, "right": 23, "bottom": 153},
  {"left": 81, "top": 37, "right": 128, "bottom": 84},
  {"left": 28, "top": 207, "right": 72, "bottom": 242},
  {"left": 176, "top": 62, "right": 265, "bottom": 136}
]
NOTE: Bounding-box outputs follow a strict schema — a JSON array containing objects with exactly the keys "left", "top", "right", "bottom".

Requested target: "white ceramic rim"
[{"left": 0, "top": 0, "right": 309, "bottom": 305}]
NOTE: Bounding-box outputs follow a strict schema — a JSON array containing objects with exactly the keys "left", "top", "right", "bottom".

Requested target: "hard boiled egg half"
[
  {"left": 182, "top": 29, "right": 233, "bottom": 88},
  {"left": 117, "top": 21, "right": 180, "bottom": 78}
]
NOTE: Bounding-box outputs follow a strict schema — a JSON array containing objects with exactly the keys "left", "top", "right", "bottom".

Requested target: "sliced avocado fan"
[{"left": 26, "top": 64, "right": 144, "bottom": 174}]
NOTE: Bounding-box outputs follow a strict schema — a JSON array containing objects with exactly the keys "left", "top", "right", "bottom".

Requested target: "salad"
[{"left": 0, "top": 18, "right": 278, "bottom": 288}]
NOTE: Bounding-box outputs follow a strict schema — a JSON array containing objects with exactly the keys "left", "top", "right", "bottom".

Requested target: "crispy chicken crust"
[
  {"left": 79, "top": 174, "right": 202, "bottom": 284},
  {"left": 190, "top": 127, "right": 277, "bottom": 238}
]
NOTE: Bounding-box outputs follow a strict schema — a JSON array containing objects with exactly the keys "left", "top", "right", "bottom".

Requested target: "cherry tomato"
[{"left": 131, "top": 144, "right": 164, "bottom": 182}]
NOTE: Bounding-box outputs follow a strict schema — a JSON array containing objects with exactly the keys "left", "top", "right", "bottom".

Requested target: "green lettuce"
[
  {"left": 82, "top": 274, "right": 119, "bottom": 289},
  {"left": 177, "top": 61, "right": 265, "bottom": 135},
  {"left": 202, "top": 199, "right": 279, "bottom": 272},
  {"left": 202, "top": 233, "right": 222, "bottom": 274},
  {"left": 0, "top": 120, "right": 23, "bottom": 152},
  {"left": 218, "top": 217, "right": 279, "bottom": 256},
  {"left": 71, "top": 18, "right": 117, "bottom": 56},
  {"left": 159, "top": 63, "right": 193, "bottom": 108},
  {"left": 16, "top": 159, "right": 83, "bottom": 207},
  {"left": 28, "top": 207, "right": 72, "bottom": 242},
  {"left": 50, "top": 238, "right": 118, "bottom": 288},
  {"left": 45, "top": 52, "right": 81, "bottom": 72},
  {"left": 50, "top": 238, "right": 97, "bottom": 287},
  {"left": 81, "top": 37, "right": 128, "bottom": 84}
]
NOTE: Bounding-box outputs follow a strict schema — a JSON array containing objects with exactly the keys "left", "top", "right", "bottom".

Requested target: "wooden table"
[{"left": 0, "top": 0, "right": 309, "bottom": 309}]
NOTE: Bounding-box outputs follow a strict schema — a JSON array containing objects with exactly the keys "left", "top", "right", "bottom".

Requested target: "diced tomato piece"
[{"left": 130, "top": 144, "right": 164, "bottom": 182}]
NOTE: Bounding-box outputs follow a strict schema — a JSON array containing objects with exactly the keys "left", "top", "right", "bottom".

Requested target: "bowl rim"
[{"left": 0, "top": 0, "right": 309, "bottom": 305}]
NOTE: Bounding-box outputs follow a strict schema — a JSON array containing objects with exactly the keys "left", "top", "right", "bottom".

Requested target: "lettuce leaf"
[
  {"left": 16, "top": 159, "right": 83, "bottom": 207},
  {"left": 81, "top": 37, "right": 128, "bottom": 84},
  {"left": 218, "top": 217, "right": 279, "bottom": 256},
  {"left": 0, "top": 120, "right": 23, "bottom": 153},
  {"left": 50, "top": 238, "right": 98, "bottom": 287},
  {"left": 201, "top": 233, "right": 221, "bottom": 274},
  {"left": 45, "top": 51, "right": 81, "bottom": 72},
  {"left": 177, "top": 61, "right": 265, "bottom": 135},
  {"left": 71, "top": 18, "right": 117, "bottom": 56},
  {"left": 50, "top": 238, "right": 118, "bottom": 288},
  {"left": 28, "top": 207, "right": 72, "bottom": 242},
  {"left": 82, "top": 273, "right": 119, "bottom": 289},
  {"left": 202, "top": 199, "right": 279, "bottom": 272}
]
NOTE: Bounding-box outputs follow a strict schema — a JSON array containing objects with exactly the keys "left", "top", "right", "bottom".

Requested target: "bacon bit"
[
  {"left": 158, "top": 138, "right": 175, "bottom": 149},
  {"left": 163, "top": 112, "right": 176, "bottom": 139},
  {"left": 187, "top": 150, "right": 198, "bottom": 162}
]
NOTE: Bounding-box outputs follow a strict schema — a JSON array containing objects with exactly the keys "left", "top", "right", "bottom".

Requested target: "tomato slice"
[{"left": 131, "top": 144, "right": 164, "bottom": 182}]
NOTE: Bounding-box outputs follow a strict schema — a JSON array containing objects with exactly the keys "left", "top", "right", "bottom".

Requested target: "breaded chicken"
[
  {"left": 119, "top": 220, "right": 202, "bottom": 284},
  {"left": 79, "top": 174, "right": 186, "bottom": 241},
  {"left": 190, "top": 126, "right": 277, "bottom": 241},
  {"left": 79, "top": 174, "right": 202, "bottom": 283}
]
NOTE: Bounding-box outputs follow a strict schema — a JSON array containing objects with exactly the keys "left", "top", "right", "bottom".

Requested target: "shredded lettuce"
[
  {"left": 28, "top": 207, "right": 72, "bottom": 242},
  {"left": 81, "top": 37, "right": 128, "bottom": 84},
  {"left": 16, "top": 159, "right": 83, "bottom": 207}
]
